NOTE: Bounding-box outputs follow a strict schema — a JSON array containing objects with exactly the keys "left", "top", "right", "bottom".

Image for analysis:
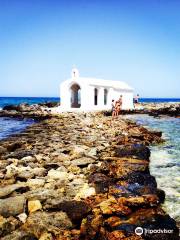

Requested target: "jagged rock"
[
  {"left": 88, "top": 173, "right": 111, "bottom": 193},
  {"left": 45, "top": 200, "right": 91, "bottom": 221},
  {"left": 22, "top": 211, "right": 72, "bottom": 237},
  {"left": 115, "top": 144, "right": 150, "bottom": 160}
]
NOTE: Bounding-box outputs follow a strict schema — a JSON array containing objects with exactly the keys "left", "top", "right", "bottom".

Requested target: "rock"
[
  {"left": 88, "top": 173, "right": 111, "bottom": 193},
  {"left": 6, "top": 142, "right": 23, "bottom": 152},
  {"left": 0, "top": 110, "right": 178, "bottom": 238},
  {"left": 75, "top": 183, "right": 96, "bottom": 199},
  {"left": 17, "top": 169, "right": 35, "bottom": 180},
  {"left": 31, "top": 167, "right": 46, "bottom": 177},
  {"left": 17, "top": 213, "right": 27, "bottom": 223},
  {"left": 99, "top": 197, "right": 117, "bottom": 215},
  {"left": 45, "top": 200, "right": 90, "bottom": 221},
  {"left": 105, "top": 216, "right": 122, "bottom": 228},
  {"left": 126, "top": 171, "right": 157, "bottom": 188},
  {"left": 28, "top": 200, "right": 42, "bottom": 213},
  {"left": 0, "top": 196, "right": 26, "bottom": 217},
  {"left": 39, "top": 232, "right": 53, "bottom": 240},
  {"left": 115, "top": 144, "right": 150, "bottom": 160},
  {"left": 5, "top": 150, "right": 38, "bottom": 160},
  {"left": 71, "top": 157, "right": 96, "bottom": 167},
  {"left": 39, "top": 101, "right": 59, "bottom": 108},
  {"left": 3, "top": 104, "right": 19, "bottom": 111},
  {"left": 0, "top": 215, "right": 21, "bottom": 237},
  {"left": 1, "top": 230, "right": 38, "bottom": 240},
  {"left": 27, "top": 179, "right": 45, "bottom": 189},
  {"left": 0, "top": 146, "right": 7, "bottom": 155},
  {"left": 86, "top": 148, "right": 97, "bottom": 158},
  {"left": 23, "top": 211, "right": 72, "bottom": 237},
  {"left": 47, "top": 169, "right": 68, "bottom": 180},
  {"left": 71, "top": 145, "right": 89, "bottom": 157},
  {"left": 0, "top": 183, "right": 27, "bottom": 198}
]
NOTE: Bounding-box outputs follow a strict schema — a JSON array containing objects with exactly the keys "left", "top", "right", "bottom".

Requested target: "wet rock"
[
  {"left": 126, "top": 171, "right": 157, "bottom": 188},
  {"left": 115, "top": 144, "right": 150, "bottom": 160},
  {"left": 45, "top": 200, "right": 91, "bottom": 222},
  {"left": 39, "top": 101, "right": 59, "bottom": 108},
  {"left": 0, "top": 196, "right": 26, "bottom": 217},
  {"left": 156, "top": 188, "right": 166, "bottom": 203},
  {"left": 3, "top": 105, "right": 19, "bottom": 111},
  {"left": 98, "top": 197, "right": 132, "bottom": 216},
  {"left": 88, "top": 173, "right": 111, "bottom": 193}
]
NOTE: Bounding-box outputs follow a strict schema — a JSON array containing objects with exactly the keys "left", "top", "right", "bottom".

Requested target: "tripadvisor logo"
[
  {"left": 135, "top": 226, "right": 174, "bottom": 236},
  {"left": 135, "top": 227, "right": 143, "bottom": 236}
]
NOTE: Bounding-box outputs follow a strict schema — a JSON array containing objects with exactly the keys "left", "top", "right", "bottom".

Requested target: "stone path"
[{"left": 0, "top": 112, "right": 178, "bottom": 240}]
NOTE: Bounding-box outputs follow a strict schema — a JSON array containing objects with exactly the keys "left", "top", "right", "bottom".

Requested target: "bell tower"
[{"left": 71, "top": 67, "right": 79, "bottom": 79}]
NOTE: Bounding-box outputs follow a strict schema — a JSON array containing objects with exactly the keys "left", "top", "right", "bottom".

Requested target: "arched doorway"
[{"left": 70, "top": 83, "right": 81, "bottom": 108}]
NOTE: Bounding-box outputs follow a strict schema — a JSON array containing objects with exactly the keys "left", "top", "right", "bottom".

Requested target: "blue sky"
[{"left": 0, "top": 0, "right": 179, "bottom": 97}]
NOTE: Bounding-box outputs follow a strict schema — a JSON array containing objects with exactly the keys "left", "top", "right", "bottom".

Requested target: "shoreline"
[{"left": 0, "top": 107, "right": 179, "bottom": 239}]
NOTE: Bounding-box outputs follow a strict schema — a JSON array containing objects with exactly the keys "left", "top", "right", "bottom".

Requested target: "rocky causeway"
[{"left": 0, "top": 103, "right": 179, "bottom": 240}]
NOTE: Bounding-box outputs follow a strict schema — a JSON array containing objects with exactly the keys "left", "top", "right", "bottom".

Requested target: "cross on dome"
[{"left": 71, "top": 67, "right": 79, "bottom": 79}]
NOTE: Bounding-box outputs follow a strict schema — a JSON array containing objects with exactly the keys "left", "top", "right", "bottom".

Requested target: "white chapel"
[{"left": 60, "top": 68, "right": 134, "bottom": 111}]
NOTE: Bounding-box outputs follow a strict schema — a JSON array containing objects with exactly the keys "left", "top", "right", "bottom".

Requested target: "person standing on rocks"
[
  {"left": 111, "top": 99, "right": 116, "bottom": 118},
  {"left": 134, "top": 94, "right": 139, "bottom": 108},
  {"left": 116, "top": 95, "right": 123, "bottom": 116}
]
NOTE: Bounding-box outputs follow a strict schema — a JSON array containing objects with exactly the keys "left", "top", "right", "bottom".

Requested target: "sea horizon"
[{"left": 0, "top": 96, "right": 180, "bottom": 108}]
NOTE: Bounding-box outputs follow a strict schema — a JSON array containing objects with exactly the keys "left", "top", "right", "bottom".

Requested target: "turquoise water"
[{"left": 125, "top": 114, "right": 180, "bottom": 222}]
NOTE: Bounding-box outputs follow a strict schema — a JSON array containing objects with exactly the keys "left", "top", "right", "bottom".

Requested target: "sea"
[
  {"left": 0, "top": 97, "right": 60, "bottom": 140},
  {"left": 124, "top": 114, "right": 180, "bottom": 223},
  {"left": 0, "top": 97, "right": 179, "bottom": 223},
  {"left": 0, "top": 97, "right": 179, "bottom": 139}
]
